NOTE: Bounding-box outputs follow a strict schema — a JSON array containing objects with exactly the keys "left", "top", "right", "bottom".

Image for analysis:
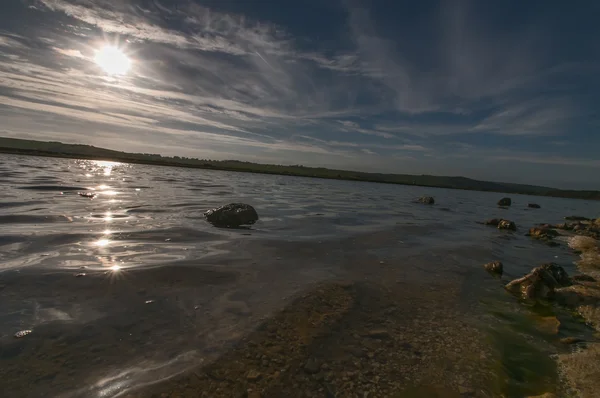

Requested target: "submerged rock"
[
  {"left": 483, "top": 218, "right": 516, "bottom": 230},
  {"left": 565, "top": 216, "right": 590, "bottom": 221},
  {"left": 204, "top": 203, "right": 259, "bottom": 227},
  {"left": 498, "top": 219, "right": 517, "bottom": 231},
  {"left": 417, "top": 196, "right": 435, "bottom": 204},
  {"left": 572, "top": 274, "right": 597, "bottom": 283},
  {"left": 534, "top": 316, "right": 561, "bottom": 335},
  {"left": 505, "top": 263, "right": 571, "bottom": 299},
  {"left": 554, "top": 223, "right": 571, "bottom": 230},
  {"left": 528, "top": 227, "right": 559, "bottom": 241},
  {"left": 497, "top": 197, "right": 512, "bottom": 206},
  {"left": 560, "top": 337, "right": 584, "bottom": 345},
  {"left": 484, "top": 261, "right": 503, "bottom": 275},
  {"left": 528, "top": 203, "right": 541, "bottom": 209}
]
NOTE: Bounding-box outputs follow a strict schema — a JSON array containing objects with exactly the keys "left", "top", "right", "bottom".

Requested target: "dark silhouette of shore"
[{"left": 1, "top": 137, "right": 598, "bottom": 200}]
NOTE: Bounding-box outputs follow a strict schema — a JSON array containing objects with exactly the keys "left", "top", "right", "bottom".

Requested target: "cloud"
[
  {"left": 0, "top": 0, "right": 598, "bottom": 188},
  {"left": 53, "top": 47, "right": 86, "bottom": 59},
  {"left": 470, "top": 98, "right": 577, "bottom": 135}
]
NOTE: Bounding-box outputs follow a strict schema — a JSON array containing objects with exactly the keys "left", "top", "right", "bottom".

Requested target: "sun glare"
[{"left": 94, "top": 45, "right": 131, "bottom": 76}]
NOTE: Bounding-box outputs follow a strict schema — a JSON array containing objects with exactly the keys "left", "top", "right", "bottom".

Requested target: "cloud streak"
[{"left": 0, "top": 0, "right": 597, "bottom": 188}]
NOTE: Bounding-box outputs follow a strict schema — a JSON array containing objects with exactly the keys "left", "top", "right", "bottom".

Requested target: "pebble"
[
  {"left": 74, "top": 273, "right": 86, "bottom": 277},
  {"left": 246, "top": 369, "right": 262, "bottom": 381}
]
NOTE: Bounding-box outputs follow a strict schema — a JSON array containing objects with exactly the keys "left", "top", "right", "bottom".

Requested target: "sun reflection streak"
[{"left": 95, "top": 238, "right": 110, "bottom": 247}]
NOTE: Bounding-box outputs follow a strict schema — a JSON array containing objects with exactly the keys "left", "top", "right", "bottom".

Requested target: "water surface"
[{"left": 1, "top": 154, "right": 598, "bottom": 397}]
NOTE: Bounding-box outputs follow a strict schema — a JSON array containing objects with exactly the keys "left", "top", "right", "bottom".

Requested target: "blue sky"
[{"left": 0, "top": 0, "right": 599, "bottom": 189}]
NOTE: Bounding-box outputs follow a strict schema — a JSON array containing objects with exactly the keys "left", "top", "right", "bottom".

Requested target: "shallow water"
[{"left": 0, "top": 154, "right": 599, "bottom": 397}]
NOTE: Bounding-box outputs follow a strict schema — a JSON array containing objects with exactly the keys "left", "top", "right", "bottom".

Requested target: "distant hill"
[{"left": 0, "top": 136, "right": 598, "bottom": 200}]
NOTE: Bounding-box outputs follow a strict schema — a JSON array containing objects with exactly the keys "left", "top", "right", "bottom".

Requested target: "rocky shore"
[{"left": 479, "top": 205, "right": 600, "bottom": 398}]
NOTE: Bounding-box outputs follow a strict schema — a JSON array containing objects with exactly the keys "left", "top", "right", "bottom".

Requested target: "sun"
[{"left": 94, "top": 45, "right": 132, "bottom": 76}]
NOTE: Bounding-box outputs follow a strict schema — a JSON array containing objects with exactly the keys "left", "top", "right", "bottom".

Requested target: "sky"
[{"left": 0, "top": 0, "right": 599, "bottom": 189}]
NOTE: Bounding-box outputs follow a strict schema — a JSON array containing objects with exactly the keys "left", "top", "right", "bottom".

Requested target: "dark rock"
[
  {"left": 78, "top": 192, "right": 96, "bottom": 199},
  {"left": 484, "top": 261, "right": 503, "bottom": 275},
  {"left": 204, "top": 203, "right": 258, "bottom": 227},
  {"left": 497, "top": 197, "right": 512, "bottom": 206},
  {"left": 541, "top": 263, "right": 571, "bottom": 286},
  {"left": 417, "top": 196, "right": 435, "bottom": 205},
  {"left": 505, "top": 263, "right": 570, "bottom": 299},
  {"left": 565, "top": 216, "right": 590, "bottom": 221},
  {"left": 560, "top": 337, "right": 584, "bottom": 345},
  {"left": 528, "top": 203, "right": 541, "bottom": 209},
  {"left": 498, "top": 220, "right": 517, "bottom": 231}
]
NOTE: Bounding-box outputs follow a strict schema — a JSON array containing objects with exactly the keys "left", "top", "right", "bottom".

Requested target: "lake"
[{"left": 0, "top": 154, "right": 598, "bottom": 397}]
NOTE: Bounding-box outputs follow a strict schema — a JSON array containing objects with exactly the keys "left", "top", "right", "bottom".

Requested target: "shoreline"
[{"left": 1, "top": 147, "right": 598, "bottom": 201}]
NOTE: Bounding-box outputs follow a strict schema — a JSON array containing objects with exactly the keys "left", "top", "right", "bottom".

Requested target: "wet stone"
[{"left": 483, "top": 261, "right": 503, "bottom": 275}]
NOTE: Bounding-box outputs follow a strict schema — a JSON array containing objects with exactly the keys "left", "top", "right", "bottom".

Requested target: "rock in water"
[
  {"left": 484, "top": 261, "right": 503, "bottom": 275},
  {"left": 528, "top": 203, "right": 541, "bottom": 209},
  {"left": 505, "top": 263, "right": 570, "bottom": 299},
  {"left": 498, "top": 220, "right": 517, "bottom": 231},
  {"left": 204, "top": 203, "right": 259, "bottom": 227},
  {"left": 528, "top": 227, "right": 559, "bottom": 241},
  {"left": 497, "top": 197, "right": 512, "bottom": 206},
  {"left": 417, "top": 196, "right": 435, "bottom": 204},
  {"left": 14, "top": 330, "right": 32, "bottom": 338}
]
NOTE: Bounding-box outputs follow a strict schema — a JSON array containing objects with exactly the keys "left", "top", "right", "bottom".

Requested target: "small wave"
[
  {"left": 18, "top": 185, "right": 88, "bottom": 191},
  {"left": 89, "top": 213, "right": 129, "bottom": 219},
  {"left": 0, "top": 200, "right": 46, "bottom": 209},
  {"left": 0, "top": 215, "right": 73, "bottom": 224},
  {"left": 125, "top": 207, "right": 169, "bottom": 214},
  {"left": 118, "top": 227, "right": 221, "bottom": 243}
]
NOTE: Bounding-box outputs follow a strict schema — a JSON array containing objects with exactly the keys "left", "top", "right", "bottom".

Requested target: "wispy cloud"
[{"left": 0, "top": 0, "right": 597, "bottom": 187}]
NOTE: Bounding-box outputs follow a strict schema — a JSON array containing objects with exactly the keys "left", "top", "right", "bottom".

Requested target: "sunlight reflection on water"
[{"left": 1, "top": 155, "right": 600, "bottom": 397}]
